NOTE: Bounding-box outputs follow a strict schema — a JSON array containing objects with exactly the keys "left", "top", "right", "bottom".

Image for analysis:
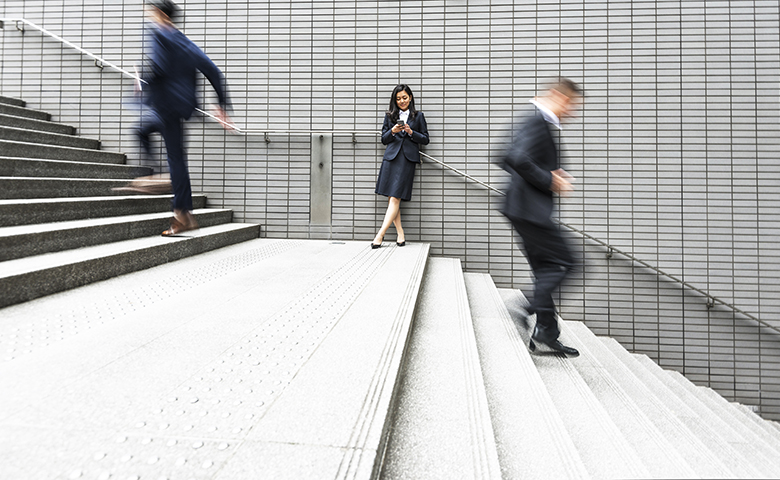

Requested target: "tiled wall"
[{"left": 2, "top": 0, "right": 779, "bottom": 419}]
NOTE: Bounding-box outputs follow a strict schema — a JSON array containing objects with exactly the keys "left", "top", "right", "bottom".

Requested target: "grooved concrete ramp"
[{"left": 0, "top": 239, "right": 429, "bottom": 479}]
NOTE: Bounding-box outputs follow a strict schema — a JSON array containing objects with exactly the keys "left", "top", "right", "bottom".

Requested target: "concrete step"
[
  {"left": 498, "top": 289, "right": 650, "bottom": 479},
  {"left": 0, "top": 102, "right": 50, "bottom": 121},
  {"left": 0, "top": 125, "right": 98, "bottom": 149},
  {"left": 630, "top": 352, "right": 780, "bottom": 466},
  {"left": 679, "top": 378, "right": 780, "bottom": 460},
  {"left": 0, "top": 177, "right": 143, "bottom": 199},
  {"left": 0, "top": 95, "right": 26, "bottom": 108},
  {"left": 381, "top": 259, "right": 501, "bottom": 479},
  {"left": 0, "top": 208, "right": 233, "bottom": 261},
  {"left": 465, "top": 275, "right": 589, "bottom": 480},
  {"left": 770, "top": 421, "right": 780, "bottom": 435},
  {"left": 560, "top": 321, "right": 698, "bottom": 478},
  {"left": 600, "top": 341, "right": 776, "bottom": 477},
  {"left": 0, "top": 140, "right": 125, "bottom": 164},
  {"left": 0, "top": 240, "right": 428, "bottom": 478},
  {"left": 733, "top": 403, "right": 780, "bottom": 446},
  {"left": 0, "top": 112, "right": 76, "bottom": 135},
  {"left": 0, "top": 194, "right": 207, "bottom": 227},
  {"left": 0, "top": 222, "right": 260, "bottom": 308},
  {"left": 632, "top": 350, "right": 778, "bottom": 473},
  {"left": 0, "top": 157, "right": 152, "bottom": 179}
]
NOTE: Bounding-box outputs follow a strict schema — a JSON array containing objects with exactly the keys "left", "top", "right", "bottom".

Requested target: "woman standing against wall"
[{"left": 371, "top": 84, "right": 430, "bottom": 248}]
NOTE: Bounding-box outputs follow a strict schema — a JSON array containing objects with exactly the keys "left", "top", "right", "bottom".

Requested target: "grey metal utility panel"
[{"left": 310, "top": 133, "right": 332, "bottom": 226}]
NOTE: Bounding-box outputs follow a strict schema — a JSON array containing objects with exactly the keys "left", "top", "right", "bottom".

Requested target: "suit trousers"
[
  {"left": 513, "top": 219, "right": 575, "bottom": 342},
  {"left": 135, "top": 110, "right": 193, "bottom": 212}
]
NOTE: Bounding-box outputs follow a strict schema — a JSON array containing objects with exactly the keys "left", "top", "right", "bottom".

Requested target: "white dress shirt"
[{"left": 530, "top": 99, "right": 561, "bottom": 130}]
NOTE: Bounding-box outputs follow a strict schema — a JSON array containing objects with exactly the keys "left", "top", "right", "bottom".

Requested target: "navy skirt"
[{"left": 375, "top": 152, "right": 417, "bottom": 201}]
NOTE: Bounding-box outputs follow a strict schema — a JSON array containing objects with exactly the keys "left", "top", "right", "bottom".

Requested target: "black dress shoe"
[
  {"left": 371, "top": 242, "right": 382, "bottom": 249},
  {"left": 529, "top": 337, "right": 579, "bottom": 357},
  {"left": 396, "top": 241, "right": 406, "bottom": 247}
]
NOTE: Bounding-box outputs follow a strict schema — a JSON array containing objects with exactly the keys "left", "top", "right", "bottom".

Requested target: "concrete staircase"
[
  {"left": 0, "top": 95, "right": 260, "bottom": 308},
  {"left": 1, "top": 185, "right": 778, "bottom": 477},
  {"left": 381, "top": 268, "right": 780, "bottom": 479}
]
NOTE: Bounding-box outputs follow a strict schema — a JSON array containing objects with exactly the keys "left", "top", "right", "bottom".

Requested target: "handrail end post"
[
  {"left": 264, "top": 132, "right": 270, "bottom": 144},
  {"left": 606, "top": 247, "right": 614, "bottom": 259},
  {"left": 16, "top": 20, "right": 25, "bottom": 33}
]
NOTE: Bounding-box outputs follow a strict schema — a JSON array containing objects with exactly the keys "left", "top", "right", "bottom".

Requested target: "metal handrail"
[
  {"left": 421, "top": 152, "right": 768, "bottom": 328},
  {"left": 2, "top": 17, "right": 771, "bottom": 332}
]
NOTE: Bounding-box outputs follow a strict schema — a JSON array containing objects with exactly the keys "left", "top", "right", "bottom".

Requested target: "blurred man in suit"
[
  {"left": 135, "top": 0, "right": 233, "bottom": 236},
  {"left": 502, "top": 78, "right": 582, "bottom": 357}
]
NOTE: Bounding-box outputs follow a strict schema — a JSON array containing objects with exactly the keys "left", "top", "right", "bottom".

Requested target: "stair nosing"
[{"left": 453, "top": 261, "right": 502, "bottom": 478}]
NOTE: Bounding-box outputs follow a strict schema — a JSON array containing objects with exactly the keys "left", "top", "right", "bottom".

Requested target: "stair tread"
[
  {"left": 0, "top": 102, "right": 50, "bottom": 121},
  {"left": 0, "top": 125, "right": 98, "bottom": 149},
  {"left": 0, "top": 222, "right": 257, "bottom": 278},
  {"left": 498, "top": 289, "right": 653, "bottom": 479},
  {"left": 0, "top": 139, "right": 125, "bottom": 164},
  {"left": 465, "top": 276, "right": 589, "bottom": 480},
  {"left": 381, "top": 258, "right": 500, "bottom": 479},
  {"left": 733, "top": 403, "right": 780, "bottom": 446},
  {"left": 0, "top": 208, "right": 230, "bottom": 237},
  {"left": 0, "top": 112, "right": 75, "bottom": 134},
  {"left": 679, "top": 377, "right": 780, "bottom": 458},
  {"left": 560, "top": 322, "right": 701, "bottom": 478},
  {"left": 601, "top": 340, "right": 780, "bottom": 477},
  {"left": 0, "top": 96, "right": 26, "bottom": 107},
  {"left": 0, "top": 156, "right": 152, "bottom": 179},
  {"left": 630, "top": 351, "right": 780, "bottom": 455}
]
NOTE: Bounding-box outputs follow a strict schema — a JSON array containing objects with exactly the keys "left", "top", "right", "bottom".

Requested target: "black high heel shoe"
[
  {"left": 371, "top": 235, "right": 384, "bottom": 249},
  {"left": 396, "top": 240, "right": 406, "bottom": 247}
]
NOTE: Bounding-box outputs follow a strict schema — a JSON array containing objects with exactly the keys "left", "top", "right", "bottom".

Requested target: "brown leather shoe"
[{"left": 162, "top": 212, "right": 198, "bottom": 236}]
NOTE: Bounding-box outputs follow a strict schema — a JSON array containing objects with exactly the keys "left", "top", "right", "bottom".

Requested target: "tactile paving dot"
[{"left": 0, "top": 240, "right": 304, "bottom": 362}]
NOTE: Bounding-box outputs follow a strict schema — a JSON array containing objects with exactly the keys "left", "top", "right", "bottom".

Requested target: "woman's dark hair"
[{"left": 386, "top": 84, "right": 417, "bottom": 122}]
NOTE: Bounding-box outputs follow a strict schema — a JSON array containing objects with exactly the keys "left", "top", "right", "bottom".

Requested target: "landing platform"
[{"left": 0, "top": 239, "right": 429, "bottom": 479}]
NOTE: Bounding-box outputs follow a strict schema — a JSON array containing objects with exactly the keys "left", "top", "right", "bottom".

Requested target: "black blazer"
[
  {"left": 380, "top": 112, "right": 430, "bottom": 163},
  {"left": 501, "top": 108, "right": 559, "bottom": 225},
  {"left": 143, "top": 25, "right": 229, "bottom": 119}
]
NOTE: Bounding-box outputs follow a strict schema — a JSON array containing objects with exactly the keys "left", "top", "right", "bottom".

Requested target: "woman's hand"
[
  {"left": 403, "top": 124, "right": 413, "bottom": 135},
  {"left": 391, "top": 124, "right": 403, "bottom": 134}
]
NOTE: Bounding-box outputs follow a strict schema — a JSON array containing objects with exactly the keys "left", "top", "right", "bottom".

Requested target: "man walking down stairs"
[{"left": 0, "top": 94, "right": 259, "bottom": 308}]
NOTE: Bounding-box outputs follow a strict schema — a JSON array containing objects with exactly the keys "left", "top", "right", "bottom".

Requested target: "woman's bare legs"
[
  {"left": 393, "top": 209, "right": 405, "bottom": 243},
  {"left": 373, "top": 197, "right": 402, "bottom": 245}
]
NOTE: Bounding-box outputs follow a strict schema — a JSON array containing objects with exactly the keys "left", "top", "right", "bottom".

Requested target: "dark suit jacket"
[
  {"left": 380, "top": 112, "right": 430, "bottom": 163},
  {"left": 142, "top": 25, "right": 228, "bottom": 120},
  {"left": 501, "top": 108, "right": 559, "bottom": 225}
]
